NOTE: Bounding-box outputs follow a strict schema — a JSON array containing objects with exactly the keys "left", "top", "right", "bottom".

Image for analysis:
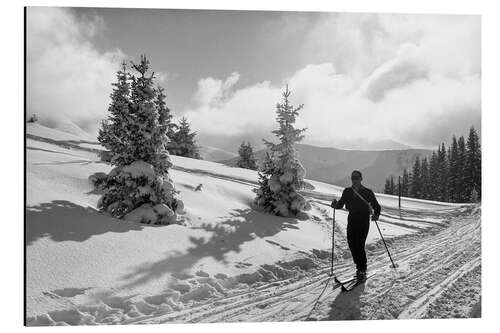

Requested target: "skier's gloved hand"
[
  {"left": 371, "top": 214, "right": 379, "bottom": 221},
  {"left": 330, "top": 199, "right": 338, "bottom": 208}
]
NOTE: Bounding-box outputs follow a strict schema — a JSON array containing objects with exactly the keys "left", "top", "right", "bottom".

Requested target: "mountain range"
[{"left": 221, "top": 143, "right": 432, "bottom": 191}]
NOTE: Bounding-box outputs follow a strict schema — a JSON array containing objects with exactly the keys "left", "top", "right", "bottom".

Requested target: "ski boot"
[{"left": 356, "top": 269, "right": 367, "bottom": 282}]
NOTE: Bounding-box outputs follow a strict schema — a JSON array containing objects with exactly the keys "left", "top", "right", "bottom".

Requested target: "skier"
[{"left": 331, "top": 170, "right": 381, "bottom": 282}]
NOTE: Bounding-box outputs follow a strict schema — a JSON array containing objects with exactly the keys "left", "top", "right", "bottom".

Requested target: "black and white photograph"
[{"left": 23, "top": 4, "right": 483, "bottom": 327}]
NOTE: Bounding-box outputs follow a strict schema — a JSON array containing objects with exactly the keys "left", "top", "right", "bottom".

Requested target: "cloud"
[
  {"left": 360, "top": 44, "right": 429, "bottom": 102},
  {"left": 184, "top": 14, "right": 480, "bottom": 150},
  {"left": 26, "top": 10, "right": 480, "bottom": 150},
  {"left": 26, "top": 7, "right": 125, "bottom": 137},
  {"left": 193, "top": 72, "right": 240, "bottom": 107}
]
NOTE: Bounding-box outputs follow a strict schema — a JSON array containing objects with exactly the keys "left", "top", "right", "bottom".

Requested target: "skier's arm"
[
  {"left": 370, "top": 190, "right": 381, "bottom": 218},
  {"left": 331, "top": 189, "right": 347, "bottom": 209}
]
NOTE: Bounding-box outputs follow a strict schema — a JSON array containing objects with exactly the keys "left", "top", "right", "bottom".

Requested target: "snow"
[
  {"left": 27, "top": 123, "right": 94, "bottom": 142},
  {"left": 26, "top": 124, "right": 480, "bottom": 325},
  {"left": 121, "top": 160, "right": 156, "bottom": 180}
]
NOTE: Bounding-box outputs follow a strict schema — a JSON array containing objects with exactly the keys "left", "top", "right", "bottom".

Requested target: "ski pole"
[
  {"left": 374, "top": 219, "right": 397, "bottom": 269},
  {"left": 330, "top": 207, "right": 335, "bottom": 276}
]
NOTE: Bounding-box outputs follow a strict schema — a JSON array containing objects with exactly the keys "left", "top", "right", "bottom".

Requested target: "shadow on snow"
[
  {"left": 26, "top": 200, "right": 145, "bottom": 245},
  {"left": 120, "top": 208, "right": 302, "bottom": 288}
]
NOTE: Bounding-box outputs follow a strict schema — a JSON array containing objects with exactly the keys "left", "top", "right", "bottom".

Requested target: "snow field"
[{"left": 25, "top": 124, "right": 472, "bottom": 325}]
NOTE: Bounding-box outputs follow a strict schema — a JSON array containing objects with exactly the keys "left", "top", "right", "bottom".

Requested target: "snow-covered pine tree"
[
  {"left": 98, "top": 61, "right": 133, "bottom": 166},
  {"left": 236, "top": 141, "right": 258, "bottom": 170},
  {"left": 170, "top": 117, "right": 201, "bottom": 159},
  {"left": 155, "top": 85, "right": 178, "bottom": 154},
  {"left": 96, "top": 55, "right": 183, "bottom": 225},
  {"left": 254, "top": 85, "right": 309, "bottom": 217}
]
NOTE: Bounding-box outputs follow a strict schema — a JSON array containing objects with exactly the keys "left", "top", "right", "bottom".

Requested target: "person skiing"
[{"left": 331, "top": 170, "right": 381, "bottom": 282}]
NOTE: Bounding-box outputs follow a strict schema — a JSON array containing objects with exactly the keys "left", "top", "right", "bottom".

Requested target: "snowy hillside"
[{"left": 26, "top": 124, "right": 480, "bottom": 325}]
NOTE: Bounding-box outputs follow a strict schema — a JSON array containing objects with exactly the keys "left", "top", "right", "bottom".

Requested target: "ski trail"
[
  {"left": 398, "top": 257, "right": 480, "bottom": 319},
  {"left": 132, "top": 205, "right": 479, "bottom": 323}
]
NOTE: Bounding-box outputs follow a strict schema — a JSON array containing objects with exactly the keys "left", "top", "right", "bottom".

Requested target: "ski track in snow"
[
  {"left": 137, "top": 206, "right": 480, "bottom": 324},
  {"left": 25, "top": 126, "right": 481, "bottom": 325}
]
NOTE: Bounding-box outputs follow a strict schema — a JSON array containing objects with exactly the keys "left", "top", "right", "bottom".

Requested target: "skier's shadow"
[{"left": 325, "top": 283, "right": 366, "bottom": 321}]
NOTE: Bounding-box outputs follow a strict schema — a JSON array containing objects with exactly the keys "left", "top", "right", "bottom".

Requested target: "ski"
[
  {"left": 334, "top": 275, "right": 356, "bottom": 286},
  {"left": 341, "top": 272, "right": 377, "bottom": 292}
]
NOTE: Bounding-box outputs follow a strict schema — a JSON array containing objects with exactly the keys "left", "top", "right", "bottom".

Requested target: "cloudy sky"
[{"left": 26, "top": 7, "right": 481, "bottom": 151}]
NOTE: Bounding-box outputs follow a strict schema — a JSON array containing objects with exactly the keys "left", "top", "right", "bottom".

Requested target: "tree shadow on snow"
[
  {"left": 120, "top": 208, "right": 300, "bottom": 288},
  {"left": 323, "top": 283, "right": 366, "bottom": 321},
  {"left": 26, "top": 200, "right": 145, "bottom": 245}
]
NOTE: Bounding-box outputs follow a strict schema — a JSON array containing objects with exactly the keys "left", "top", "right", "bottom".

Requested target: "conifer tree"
[
  {"left": 254, "top": 85, "right": 309, "bottom": 217},
  {"left": 98, "top": 61, "right": 133, "bottom": 165},
  {"left": 96, "top": 55, "right": 182, "bottom": 224},
  {"left": 170, "top": 117, "right": 201, "bottom": 159},
  {"left": 237, "top": 141, "right": 258, "bottom": 170},
  {"left": 448, "top": 136, "right": 459, "bottom": 202},
  {"left": 457, "top": 136, "right": 467, "bottom": 202},
  {"left": 436, "top": 143, "right": 449, "bottom": 201},
  {"left": 410, "top": 156, "right": 421, "bottom": 198},
  {"left": 391, "top": 129, "right": 480, "bottom": 203},
  {"left": 428, "top": 151, "right": 439, "bottom": 200},
  {"left": 390, "top": 176, "right": 396, "bottom": 194},
  {"left": 384, "top": 177, "right": 392, "bottom": 195},
  {"left": 402, "top": 169, "right": 410, "bottom": 196},
  {"left": 465, "top": 126, "right": 481, "bottom": 201},
  {"left": 155, "top": 85, "right": 177, "bottom": 153},
  {"left": 420, "top": 157, "right": 430, "bottom": 200}
]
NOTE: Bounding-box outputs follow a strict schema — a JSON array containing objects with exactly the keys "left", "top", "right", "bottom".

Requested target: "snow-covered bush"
[
  {"left": 254, "top": 85, "right": 310, "bottom": 217},
  {"left": 96, "top": 55, "right": 182, "bottom": 224}
]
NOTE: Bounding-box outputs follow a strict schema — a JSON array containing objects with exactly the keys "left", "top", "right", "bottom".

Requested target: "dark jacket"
[{"left": 333, "top": 186, "right": 381, "bottom": 217}]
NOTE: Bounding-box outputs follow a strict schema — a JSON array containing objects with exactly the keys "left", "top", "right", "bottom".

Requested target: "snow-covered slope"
[{"left": 25, "top": 124, "right": 479, "bottom": 325}]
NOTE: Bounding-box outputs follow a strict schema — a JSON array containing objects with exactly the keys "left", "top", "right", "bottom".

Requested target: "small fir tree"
[
  {"left": 237, "top": 141, "right": 258, "bottom": 170},
  {"left": 254, "top": 85, "right": 309, "bottom": 217},
  {"left": 170, "top": 117, "right": 201, "bottom": 159}
]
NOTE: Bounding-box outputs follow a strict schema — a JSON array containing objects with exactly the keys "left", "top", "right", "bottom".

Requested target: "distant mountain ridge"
[
  {"left": 198, "top": 145, "right": 237, "bottom": 162},
  {"left": 221, "top": 143, "right": 432, "bottom": 191}
]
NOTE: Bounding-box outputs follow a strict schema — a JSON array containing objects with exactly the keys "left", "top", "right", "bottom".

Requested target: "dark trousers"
[{"left": 347, "top": 212, "right": 370, "bottom": 271}]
